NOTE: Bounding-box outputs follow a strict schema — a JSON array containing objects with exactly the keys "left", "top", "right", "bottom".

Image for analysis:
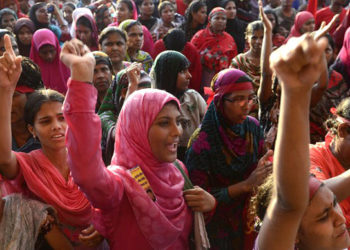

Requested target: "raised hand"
[
  {"left": 60, "top": 39, "right": 95, "bottom": 83},
  {"left": 0, "top": 34, "right": 22, "bottom": 90},
  {"left": 313, "top": 14, "right": 339, "bottom": 40},
  {"left": 259, "top": 0, "right": 272, "bottom": 32},
  {"left": 125, "top": 62, "right": 142, "bottom": 87},
  {"left": 245, "top": 150, "right": 273, "bottom": 188},
  {"left": 270, "top": 34, "right": 328, "bottom": 91}
]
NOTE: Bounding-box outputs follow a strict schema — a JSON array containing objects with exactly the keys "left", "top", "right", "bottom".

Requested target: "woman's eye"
[
  {"left": 159, "top": 121, "right": 169, "bottom": 127},
  {"left": 40, "top": 119, "right": 50, "bottom": 124}
]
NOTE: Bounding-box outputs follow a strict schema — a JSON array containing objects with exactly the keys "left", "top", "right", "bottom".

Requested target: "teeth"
[{"left": 52, "top": 135, "right": 63, "bottom": 138}]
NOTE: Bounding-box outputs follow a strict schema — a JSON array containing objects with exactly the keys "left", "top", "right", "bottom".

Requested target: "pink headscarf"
[
  {"left": 287, "top": 11, "right": 314, "bottom": 40},
  {"left": 110, "top": 89, "right": 192, "bottom": 249},
  {"left": 74, "top": 13, "right": 99, "bottom": 51},
  {"left": 338, "top": 27, "right": 350, "bottom": 79},
  {"left": 30, "top": 29, "right": 70, "bottom": 95}
]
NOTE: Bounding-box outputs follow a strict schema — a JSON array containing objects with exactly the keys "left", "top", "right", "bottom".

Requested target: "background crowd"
[{"left": 0, "top": 0, "right": 350, "bottom": 249}]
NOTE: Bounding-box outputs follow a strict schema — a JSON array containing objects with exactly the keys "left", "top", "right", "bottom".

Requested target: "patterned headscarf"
[
  {"left": 186, "top": 68, "right": 263, "bottom": 177},
  {"left": 92, "top": 51, "right": 114, "bottom": 73},
  {"left": 206, "top": 68, "right": 253, "bottom": 107}
]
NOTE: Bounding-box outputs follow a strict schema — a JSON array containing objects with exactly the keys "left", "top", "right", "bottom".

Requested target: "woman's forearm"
[
  {"left": 0, "top": 88, "right": 18, "bottom": 179},
  {"left": 258, "top": 30, "right": 274, "bottom": 104},
  {"left": 64, "top": 80, "right": 123, "bottom": 209}
]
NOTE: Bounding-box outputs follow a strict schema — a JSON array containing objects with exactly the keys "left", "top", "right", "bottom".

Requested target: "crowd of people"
[{"left": 0, "top": 0, "right": 350, "bottom": 249}]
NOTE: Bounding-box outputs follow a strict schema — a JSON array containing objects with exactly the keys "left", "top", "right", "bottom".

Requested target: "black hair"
[
  {"left": 220, "top": 0, "right": 236, "bottom": 8},
  {"left": 264, "top": 9, "right": 279, "bottom": 34},
  {"left": 99, "top": 26, "right": 127, "bottom": 45},
  {"left": 63, "top": 2, "right": 76, "bottom": 11},
  {"left": 29, "top": 2, "right": 48, "bottom": 29},
  {"left": 325, "top": 33, "right": 335, "bottom": 50},
  {"left": 184, "top": 0, "right": 206, "bottom": 40},
  {"left": 0, "top": 8, "right": 17, "bottom": 27},
  {"left": 76, "top": 16, "right": 92, "bottom": 30},
  {"left": 17, "top": 57, "right": 44, "bottom": 90},
  {"left": 24, "top": 89, "right": 64, "bottom": 126},
  {"left": 118, "top": 0, "right": 134, "bottom": 12},
  {"left": 0, "top": 28, "right": 14, "bottom": 39},
  {"left": 163, "top": 28, "right": 186, "bottom": 52},
  {"left": 152, "top": 50, "right": 190, "bottom": 97},
  {"left": 245, "top": 20, "right": 264, "bottom": 39},
  {"left": 121, "top": 20, "right": 142, "bottom": 33},
  {"left": 135, "top": 0, "right": 154, "bottom": 6},
  {"left": 96, "top": 6, "right": 109, "bottom": 31},
  {"left": 325, "top": 97, "right": 350, "bottom": 136},
  {"left": 158, "top": 1, "right": 174, "bottom": 15}
]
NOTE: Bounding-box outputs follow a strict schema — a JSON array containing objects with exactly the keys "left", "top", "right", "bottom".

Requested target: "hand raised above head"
[
  {"left": 60, "top": 39, "right": 96, "bottom": 83},
  {"left": 313, "top": 14, "right": 339, "bottom": 41},
  {"left": 0, "top": 34, "right": 22, "bottom": 90},
  {"left": 270, "top": 34, "right": 328, "bottom": 92},
  {"left": 259, "top": 0, "right": 272, "bottom": 32}
]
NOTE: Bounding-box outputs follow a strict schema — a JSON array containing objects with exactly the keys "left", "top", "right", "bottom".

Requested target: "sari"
[
  {"left": 190, "top": 8, "right": 237, "bottom": 74},
  {"left": 310, "top": 134, "right": 350, "bottom": 227},
  {"left": 29, "top": 28, "right": 70, "bottom": 94},
  {"left": 185, "top": 69, "right": 264, "bottom": 250},
  {"left": 231, "top": 53, "right": 261, "bottom": 92}
]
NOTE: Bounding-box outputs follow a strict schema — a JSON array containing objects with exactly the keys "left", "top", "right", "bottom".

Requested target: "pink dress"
[{"left": 64, "top": 80, "right": 193, "bottom": 249}]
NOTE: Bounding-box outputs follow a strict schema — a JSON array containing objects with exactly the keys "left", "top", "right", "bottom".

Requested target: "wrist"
[
  {"left": 242, "top": 180, "right": 253, "bottom": 193},
  {"left": 71, "top": 68, "right": 93, "bottom": 83}
]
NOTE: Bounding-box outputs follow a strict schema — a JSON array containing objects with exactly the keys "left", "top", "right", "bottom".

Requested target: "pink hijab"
[
  {"left": 110, "top": 89, "right": 191, "bottom": 249},
  {"left": 30, "top": 29, "right": 70, "bottom": 95},
  {"left": 286, "top": 11, "right": 314, "bottom": 41},
  {"left": 338, "top": 27, "right": 350, "bottom": 78},
  {"left": 74, "top": 13, "right": 99, "bottom": 51}
]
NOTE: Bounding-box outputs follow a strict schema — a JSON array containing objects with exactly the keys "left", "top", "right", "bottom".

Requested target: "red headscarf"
[{"left": 286, "top": 11, "right": 314, "bottom": 41}]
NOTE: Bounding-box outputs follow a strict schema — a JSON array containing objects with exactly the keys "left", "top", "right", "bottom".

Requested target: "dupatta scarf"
[
  {"left": 186, "top": 68, "right": 264, "bottom": 179},
  {"left": 29, "top": 28, "right": 70, "bottom": 94},
  {"left": 110, "top": 89, "right": 192, "bottom": 249},
  {"left": 74, "top": 13, "right": 99, "bottom": 51},
  {"left": 2, "top": 150, "right": 92, "bottom": 228}
]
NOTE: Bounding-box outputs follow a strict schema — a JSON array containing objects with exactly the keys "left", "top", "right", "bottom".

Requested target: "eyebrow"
[{"left": 315, "top": 195, "right": 337, "bottom": 219}]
